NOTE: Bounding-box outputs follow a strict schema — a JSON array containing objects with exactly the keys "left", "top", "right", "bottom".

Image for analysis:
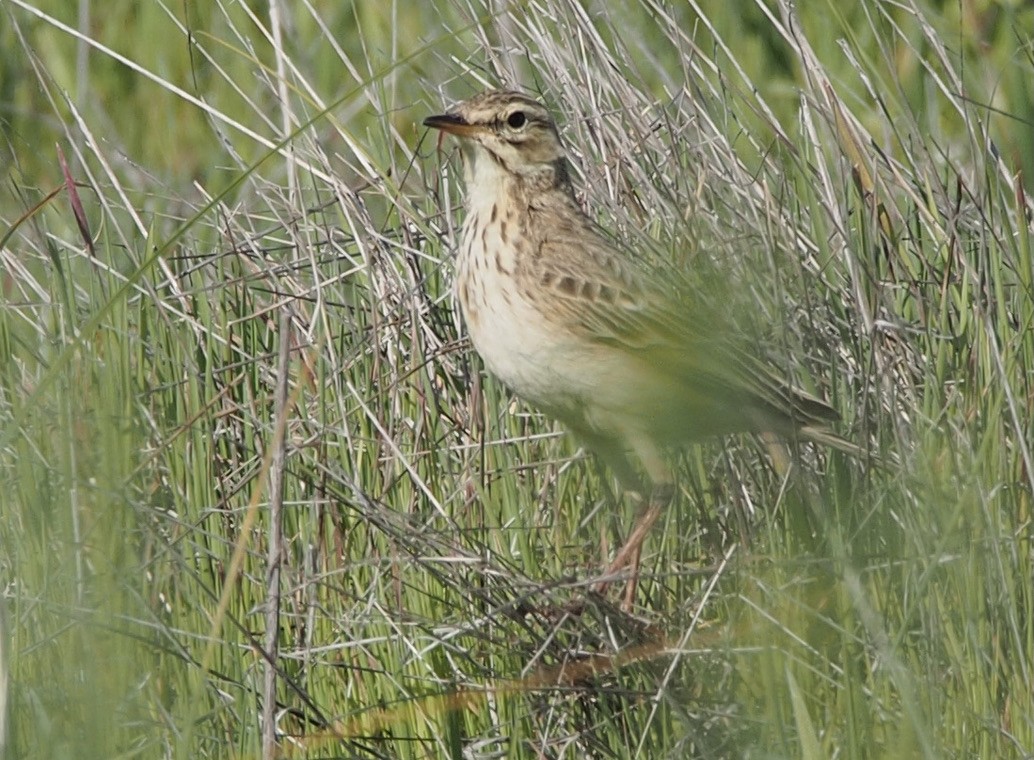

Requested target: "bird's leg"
[
  {"left": 605, "top": 482, "right": 674, "bottom": 607},
  {"left": 595, "top": 439, "right": 673, "bottom": 608}
]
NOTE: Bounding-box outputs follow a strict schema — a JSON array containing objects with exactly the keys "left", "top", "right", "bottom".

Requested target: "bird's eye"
[{"left": 506, "top": 111, "right": 527, "bottom": 129}]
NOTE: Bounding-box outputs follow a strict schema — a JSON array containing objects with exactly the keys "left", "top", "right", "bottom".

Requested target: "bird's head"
[{"left": 424, "top": 90, "right": 568, "bottom": 185}]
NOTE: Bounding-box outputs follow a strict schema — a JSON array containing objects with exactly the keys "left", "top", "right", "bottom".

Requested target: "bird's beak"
[{"left": 423, "top": 112, "right": 484, "bottom": 137}]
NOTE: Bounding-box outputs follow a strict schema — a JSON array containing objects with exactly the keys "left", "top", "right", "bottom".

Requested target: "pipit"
[{"left": 425, "top": 90, "right": 857, "bottom": 602}]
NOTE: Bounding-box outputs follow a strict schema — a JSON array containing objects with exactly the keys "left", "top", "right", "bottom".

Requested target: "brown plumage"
[{"left": 425, "top": 90, "right": 858, "bottom": 605}]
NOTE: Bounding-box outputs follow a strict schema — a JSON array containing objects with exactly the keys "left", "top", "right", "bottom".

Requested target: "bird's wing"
[{"left": 522, "top": 219, "right": 840, "bottom": 433}]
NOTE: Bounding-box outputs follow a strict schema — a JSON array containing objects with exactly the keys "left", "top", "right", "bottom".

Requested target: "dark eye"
[{"left": 506, "top": 111, "right": 527, "bottom": 129}]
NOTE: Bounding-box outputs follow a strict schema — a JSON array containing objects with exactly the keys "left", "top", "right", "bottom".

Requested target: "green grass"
[{"left": 2, "top": 0, "right": 1033, "bottom": 757}]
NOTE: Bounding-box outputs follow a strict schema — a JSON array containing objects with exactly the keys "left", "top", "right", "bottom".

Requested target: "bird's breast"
[{"left": 455, "top": 203, "right": 585, "bottom": 408}]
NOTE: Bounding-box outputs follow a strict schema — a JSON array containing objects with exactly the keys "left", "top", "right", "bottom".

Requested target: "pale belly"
[
  {"left": 455, "top": 250, "right": 689, "bottom": 445},
  {"left": 458, "top": 264, "right": 589, "bottom": 409}
]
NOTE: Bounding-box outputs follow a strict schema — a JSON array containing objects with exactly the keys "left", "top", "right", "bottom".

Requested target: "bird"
[{"left": 424, "top": 89, "right": 859, "bottom": 605}]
